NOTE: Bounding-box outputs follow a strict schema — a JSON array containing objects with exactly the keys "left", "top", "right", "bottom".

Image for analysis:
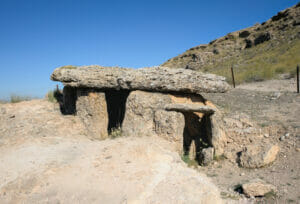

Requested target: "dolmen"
[{"left": 51, "top": 65, "right": 230, "bottom": 164}]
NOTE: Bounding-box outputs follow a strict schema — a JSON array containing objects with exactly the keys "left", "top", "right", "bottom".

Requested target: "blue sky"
[{"left": 0, "top": 0, "right": 298, "bottom": 99}]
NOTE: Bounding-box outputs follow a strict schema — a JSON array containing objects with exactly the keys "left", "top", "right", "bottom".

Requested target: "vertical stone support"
[{"left": 76, "top": 89, "right": 109, "bottom": 140}]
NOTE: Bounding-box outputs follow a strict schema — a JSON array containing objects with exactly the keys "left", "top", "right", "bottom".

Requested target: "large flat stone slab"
[{"left": 51, "top": 65, "right": 230, "bottom": 94}]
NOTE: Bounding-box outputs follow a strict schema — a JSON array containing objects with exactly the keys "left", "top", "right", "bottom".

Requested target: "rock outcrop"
[
  {"left": 51, "top": 65, "right": 230, "bottom": 94},
  {"left": 239, "top": 144, "right": 280, "bottom": 168}
]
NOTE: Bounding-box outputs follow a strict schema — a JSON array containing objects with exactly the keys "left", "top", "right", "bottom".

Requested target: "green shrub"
[
  {"left": 109, "top": 127, "right": 122, "bottom": 139},
  {"left": 47, "top": 90, "right": 57, "bottom": 103},
  {"left": 60, "top": 65, "right": 77, "bottom": 69},
  {"left": 47, "top": 87, "right": 63, "bottom": 103},
  {"left": 181, "top": 154, "right": 198, "bottom": 168}
]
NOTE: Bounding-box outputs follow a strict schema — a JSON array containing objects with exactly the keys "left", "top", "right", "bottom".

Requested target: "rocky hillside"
[{"left": 162, "top": 3, "right": 300, "bottom": 84}]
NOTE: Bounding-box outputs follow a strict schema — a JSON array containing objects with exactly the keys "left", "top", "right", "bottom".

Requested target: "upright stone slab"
[
  {"left": 122, "top": 91, "right": 185, "bottom": 146},
  {"left": 76, "top": 89, "right": 108, "bottom": 140}
]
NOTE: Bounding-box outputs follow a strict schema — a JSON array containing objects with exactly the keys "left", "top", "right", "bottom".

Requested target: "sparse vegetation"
[
  {"left": 47, "top": 90, "right": 57, "bottom": 103},
  {"left": 264, "top": 190, "right": 277, "bottom": 199},
  {"left": 220, "top": 191, "right": 240, "bottom": 200},
  {"left": 47, "top": 86, "right": 63, "bottom": 103},
  {"left": 181, "top": 154, "right": 198, "bottom": 168},
  {"left": 10, "top": 94, "right": 33, "bottom": 103},
  {"left": 213, "top": 154, "right": 226, "bottom": 161},
  {"left": 211, "top": 39, "right": 300, "bottom": 84},
  {"left": 60, "top": 65, "right": 77, "bottom": 69},
  {"left": 0, "top": 100, "right": 8, "bottom": 104},
  {"left": 109, "top": 127, "right": 122, "bottom": 139},
  {"left": 206, "top": 173, "right": 218, "bottom": 177},
  {"left": 163, "top": 4, "right": 300, "bottom": 84}
]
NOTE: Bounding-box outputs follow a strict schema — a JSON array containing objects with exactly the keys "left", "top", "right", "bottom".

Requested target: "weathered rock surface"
[
  {"left": 201, "top": 147, "right": 214, "bottom": 165},
  {"left": 242, "top": 179, "right": 276, "bottom": 197},
  {"left": 154, "top": 110, "right": 185, "bottom": 144},
  {"left": 51, "top": 65, "right": 230, "bottom": 94},
  {"left": 122, "top": 90, "right": 227, "bottom": 156},
  {"left": 76, "top": 89, "right": 108, "bottom": 140},
  {"left": 165, "top": 103, "right": 216, "bottom": 114},
  {"left": 239, "top": 144, "right": 280, "bottom": 168},
  {"left": 122, "top": 91, "right": 185, "bottom": 146},
  {"left": 207, "top": 108, "right": 227, "bottom": 157},
  {"left": 0, "top": 100, "right": 223, "bottom": 203}
]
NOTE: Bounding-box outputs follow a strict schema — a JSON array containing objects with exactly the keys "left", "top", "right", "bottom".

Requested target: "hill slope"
[{"left": 162, "top": 3, "right": 300, "bottom": 84}]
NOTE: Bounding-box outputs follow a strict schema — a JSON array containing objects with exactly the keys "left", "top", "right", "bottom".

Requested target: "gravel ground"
[{"left": 202, "top": 78, "right": 300, "bottom": 203}]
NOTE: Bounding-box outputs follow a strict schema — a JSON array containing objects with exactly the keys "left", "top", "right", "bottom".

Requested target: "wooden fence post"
[
  {"left": 297, "top": 65, "right": 299, "bottom": 93},
  {"left": 231, "top": 66, "right": 235, "bottom": 88}
]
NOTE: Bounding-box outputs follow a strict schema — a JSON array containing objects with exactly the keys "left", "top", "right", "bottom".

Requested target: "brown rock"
[
  {"left": 239, "top": 144, "right": 280, "bottom": 168},
  {"left": 122, "top": 91, "right": 186, "bottom": 148},
  {"left": 242, "top": 179, "right": 276, "bottom": 197},
  {"left": 76, "top": 89, "right": 108, "bottom": 139},
  {"left": 154, "top": 110, "right": 185, "bottom": 144}
]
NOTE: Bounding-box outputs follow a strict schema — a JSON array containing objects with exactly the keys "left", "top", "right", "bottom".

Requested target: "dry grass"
[
  {"left": 210, "top": 38, "right": 300, "bottom": 84},
  {"left": 10, "top": 94, "right": 33, "bottom": 103}
]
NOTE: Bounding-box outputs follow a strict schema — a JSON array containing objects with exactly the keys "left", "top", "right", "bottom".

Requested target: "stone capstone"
[
  {"left": 239, "top": 144, "right": 280, "bottom": 168},
  {"left": 51, "top": 65, "right": 230, "bottom": 94},
  {"left": 242, "top": 179, "right": 276, "bottom": 197}
]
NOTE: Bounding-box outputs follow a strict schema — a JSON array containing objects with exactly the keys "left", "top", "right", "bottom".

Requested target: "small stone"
[
  {"left": 240, "top": 173, "right": 245, "bottom": 176},
  {"left": 264, "top": 134, "right": 269, "bottom": 138},
  {"left": 201, "top": 147, "right": 214, "bottom": 166},
  {"left": 285, "top": 133, "right": 290, "bottom": 137},
  {"left": 242, "top": 179, "right": 276, "bottom": 197},
  {"left": 0, "top": 108, "right": 6, "bottom": 114},
  {"left": 279, "top": 136, "right": 285, "bottom": 141}
]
